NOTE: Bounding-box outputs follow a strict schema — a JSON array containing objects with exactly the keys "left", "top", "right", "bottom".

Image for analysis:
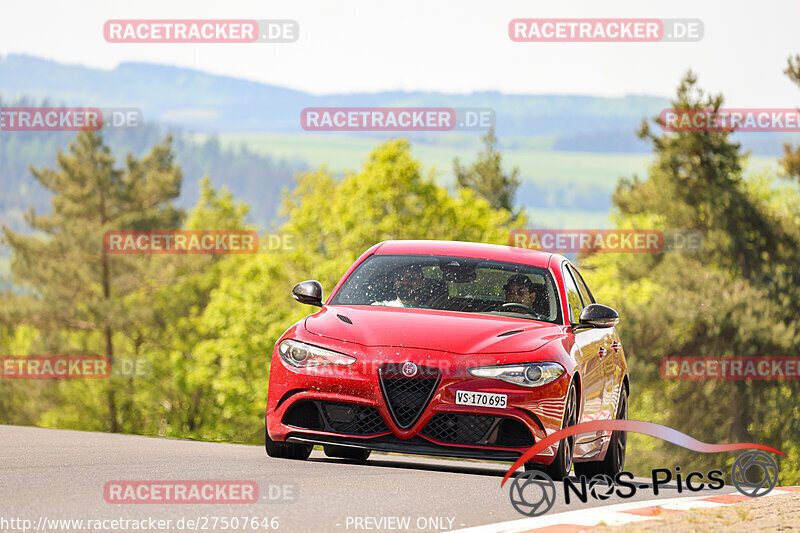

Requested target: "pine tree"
[
  {"left": 453, "top": 128, "right": 522, "bottom": 216},
  {"left": 780, "top": 55, "right": 800, "bottom": 183},
  {"left": 582, "top": 71, "right": 800, "bottom": 482},
  {"left": 1, "top": 131, "right": 183, "bottom": 432}
]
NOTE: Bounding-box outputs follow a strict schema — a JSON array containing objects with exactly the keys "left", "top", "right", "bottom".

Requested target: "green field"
[
  {"left": 210, "top": 133, "right": 651, "bottom": 185},
  {"left": 213, "top": 132, "right": 779, "bottom": 183},
  {"left": 208, "top": 133, "right": 781, "bottom": 228}
]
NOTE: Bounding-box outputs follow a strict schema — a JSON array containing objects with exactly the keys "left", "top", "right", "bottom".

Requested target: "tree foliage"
[
  {"left": 780, "top": 54, "right": 800, "bottom": 183},
  {"left": 453, "top": 128, "right": 522, "bottom": 216},
  {"left": 1, "top": 131, "right": 182, "bottom": 432},
  {"left": 580, "top": 71, "right": 800, "bottom": 482}
]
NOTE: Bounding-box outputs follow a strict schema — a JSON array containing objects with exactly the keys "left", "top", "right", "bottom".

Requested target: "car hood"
[{"left": 303, "top": 305, "right": 563, "bottom": 354}]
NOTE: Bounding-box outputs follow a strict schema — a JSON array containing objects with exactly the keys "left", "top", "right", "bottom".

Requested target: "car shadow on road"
[
  {"left": 307, "top": 453, "right": 512, "bottom": 477},
  {"left": 307, "top": 455, "right": 704, "bottom": 493}
]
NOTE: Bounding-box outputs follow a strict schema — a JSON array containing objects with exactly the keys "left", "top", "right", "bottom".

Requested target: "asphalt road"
[{"left": 0, "top": 425, "right": 733, "bottom": 533}]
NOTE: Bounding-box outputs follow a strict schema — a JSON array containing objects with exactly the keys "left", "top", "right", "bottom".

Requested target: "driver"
[
  {"left": 503, "top": 274, "right": 537, "bottom": 310},
  {"left": 374, "top": 265, "right": 427, "bottom": 307}
]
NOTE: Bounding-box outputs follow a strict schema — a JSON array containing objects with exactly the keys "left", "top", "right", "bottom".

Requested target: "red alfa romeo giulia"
[{"left": 265, "top": 240, "right": 629, "bottom": 479}]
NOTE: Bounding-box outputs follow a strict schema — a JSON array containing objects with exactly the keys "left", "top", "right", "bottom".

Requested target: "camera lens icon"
[
  {"left": 731, "top": 450, "right": 778, "bottom": 497},
  {"left": 588, "top": 474, "right": 615, "bottom": 500},
  {"left": 509, "top": 471, "right": 557, "bottom": 517}
]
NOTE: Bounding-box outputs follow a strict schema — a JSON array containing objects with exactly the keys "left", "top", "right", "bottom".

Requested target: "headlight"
[
  {"left": 278, "top": 340, "right": 356, "bottom": 368},
  {"left": 468, "top": 362, "right": 564, "bottom": 388}
]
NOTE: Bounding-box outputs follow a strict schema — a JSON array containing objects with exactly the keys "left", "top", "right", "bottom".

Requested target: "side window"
[
  {"left": 569, "top": 264, "right": 594, "bottom": 306},
  {"left": 562, "top": 264, "right": 584, "bottom": 324}
]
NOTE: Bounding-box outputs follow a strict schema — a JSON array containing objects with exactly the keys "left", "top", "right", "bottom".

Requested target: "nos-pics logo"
[{"left": 501, "top": 420, "right": 783, "bottom": 517}]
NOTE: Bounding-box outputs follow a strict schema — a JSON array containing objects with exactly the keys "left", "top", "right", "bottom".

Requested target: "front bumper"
[{"left": 266, "top": 342, "right": 570, "bottom": 464}]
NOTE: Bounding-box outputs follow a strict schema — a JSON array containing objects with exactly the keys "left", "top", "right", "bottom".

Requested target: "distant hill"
[
  {"left": 3, "top": 54, "right": 796, "bottom": 155},
  {"left": 0, "top": 54, "right": 660, "bottom": 150}
]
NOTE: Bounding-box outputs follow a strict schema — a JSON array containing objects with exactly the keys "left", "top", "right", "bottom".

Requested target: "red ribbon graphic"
[{"left": 501, "top": 419, "right": 784, "bottom": 486}]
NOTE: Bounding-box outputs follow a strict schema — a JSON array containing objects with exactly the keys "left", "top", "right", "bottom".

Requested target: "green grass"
[
  {"left": 524, "top": 207, "right": 613, "bottom": 229},
  {"left": 209, "top": 133, "right": 653, "bottom": 185},
  {"left": 212, "top": 132, "right": 779, "bottom": 185},
  {"left": 207, "top": 132, "right": 782, "bottom": 228}
]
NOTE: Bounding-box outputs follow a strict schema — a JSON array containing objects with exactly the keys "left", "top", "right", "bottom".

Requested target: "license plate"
[{"left": 455, "top": 390, "right": 507, "bottom": 409}]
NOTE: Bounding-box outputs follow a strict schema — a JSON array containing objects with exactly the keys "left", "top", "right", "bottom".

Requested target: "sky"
[{"left": 1, "top": 0, "right": 798, "bottom": 105}]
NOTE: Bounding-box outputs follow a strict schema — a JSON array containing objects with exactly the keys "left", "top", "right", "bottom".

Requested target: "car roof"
[{"left": 372, "top": 240, "right": 556, "bottom": 268}]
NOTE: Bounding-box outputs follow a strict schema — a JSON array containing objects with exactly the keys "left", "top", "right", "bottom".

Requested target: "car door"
[
  {"left": 568, "top": 263, "right": 618, "bottom": 422},
  {"left": 561, "top": 262, "right": 607, "bottom": 458}
]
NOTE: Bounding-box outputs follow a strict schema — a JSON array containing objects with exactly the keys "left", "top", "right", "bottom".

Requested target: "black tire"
[
  {"left": 526, "top": 383, "right": 577, "bottom": 480},
  {"left": 265, "top": 426, "right": 313, "bottom": 460},
  {"left": 323, "top": 445, "right": 371, "bottom": 462},
  {"left": 574, "top": 387, "right": 627, "bottom": 479}
]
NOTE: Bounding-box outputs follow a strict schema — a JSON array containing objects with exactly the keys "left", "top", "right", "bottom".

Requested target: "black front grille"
[
  {"left": 379, "top": 364, "right": 441, "bottom": 429},
  {"left": 283, "top": 400, "right": 389, "bottom": 435},
  {"left": 421, "top": 413, "right": 494, "bottom": 444},
  {"left": 320, "top": 402, "right": 388, "bottom": 435},
  {"left": 421, "top": 413, "right": 534, "bottom": 447}
]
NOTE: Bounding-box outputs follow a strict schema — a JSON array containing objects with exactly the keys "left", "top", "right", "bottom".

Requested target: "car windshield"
[{"left": 330, "top": 254, "right": 562, "bottom": 323}]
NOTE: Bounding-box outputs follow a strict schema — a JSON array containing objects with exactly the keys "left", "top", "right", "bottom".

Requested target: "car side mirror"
[
  {"left": 579, "top": 303, "right": 619, "bottom": 328},
  {"left": 292, "top": 280, "right": 323, "bottom": 307}
]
